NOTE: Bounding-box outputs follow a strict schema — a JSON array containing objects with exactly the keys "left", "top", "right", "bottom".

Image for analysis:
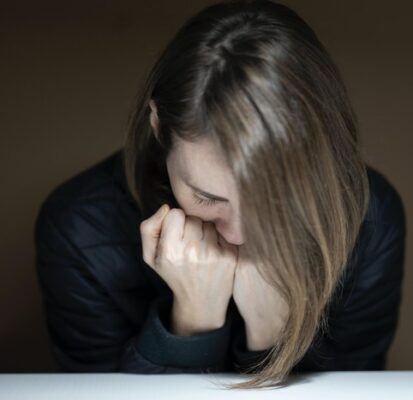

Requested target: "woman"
[{"left": 34, "top": 0, "right": 406, "bottom": 390}]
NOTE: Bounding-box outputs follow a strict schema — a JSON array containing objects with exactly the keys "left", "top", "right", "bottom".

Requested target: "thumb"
[
  {"left": 151, "top": 203, "right": 170, "bottom": 238},
  {"left": 140, "top": 203, "right": 170, "bottom": 268}
]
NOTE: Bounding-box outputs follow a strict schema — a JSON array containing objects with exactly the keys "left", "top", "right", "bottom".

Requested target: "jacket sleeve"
[
  {"left": 120, "top": 295, "right": 232, "bottom": 373},
  {"left": 293, "top": 185, "right": 407, "bottom": 372},
  {"left": 34, "top": 199, "right": 232, "bottom": 374}
]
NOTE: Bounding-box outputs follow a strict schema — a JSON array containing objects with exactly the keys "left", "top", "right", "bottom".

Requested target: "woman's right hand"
[{"left": 140, "top": 204, "right": 239, "bottom": 335}]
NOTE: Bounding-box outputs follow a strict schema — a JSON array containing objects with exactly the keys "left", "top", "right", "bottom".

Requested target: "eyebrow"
[{"left": 183, "top": 179, "right": 229, "bottom": 202}]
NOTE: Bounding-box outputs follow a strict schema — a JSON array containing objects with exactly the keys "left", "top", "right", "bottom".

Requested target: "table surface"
[{"left": 1, "top": 371, "right": 412, "bottom": 400}]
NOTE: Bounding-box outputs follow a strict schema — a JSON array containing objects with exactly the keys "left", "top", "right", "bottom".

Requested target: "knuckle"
[
  {"left": 169, "top": 208, "right": 185, "bottom": 219},
  {"left": 185, "top": 240, "right": 199, "bottom": 253},
  {"left": 219, "top": 250, "right": 235, "bottom": 267},
  {"left": 185, "top": 241, "right": 201, "bottom": 262},
  {"left": 162, "top": 245, "right": 177, "bottom": 265}
]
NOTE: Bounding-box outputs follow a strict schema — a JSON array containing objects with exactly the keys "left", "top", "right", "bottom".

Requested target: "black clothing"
[{"left": 34, "top": 149, "right": 406, "bottom": 373}]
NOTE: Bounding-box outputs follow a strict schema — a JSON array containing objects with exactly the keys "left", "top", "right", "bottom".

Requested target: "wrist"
[
  {"left": 170, "top": 297, "right": 226, "bottom": 336},
  {"left": 244, "top": 323, "right": 278, "bottom": 351}
]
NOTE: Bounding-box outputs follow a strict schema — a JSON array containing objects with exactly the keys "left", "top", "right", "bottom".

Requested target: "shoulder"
[
  {"left": 360, "top": 164, "right": 407, "bottom": 268},
  {"left": 350, "top": 164, "right": 407, "bottom": 265},
  {"left": 364, "top": 165, "right": 406, "bottom": 227},
  {"left": 333, "top": 165, "right": 407, "bottom": 302},
  {"left": 325, "top": 165, "right": 407, "bottom": 320},
  {"left": 35, "top": 149, "right": 141, "bottom": 249}
]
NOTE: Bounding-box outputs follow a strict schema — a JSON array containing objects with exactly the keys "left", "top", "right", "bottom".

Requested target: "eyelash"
[{"left": 192, "top": 193, "right": 218, "bottom": 207}]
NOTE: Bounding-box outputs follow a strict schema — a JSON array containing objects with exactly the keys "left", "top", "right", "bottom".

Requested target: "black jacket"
[{"left": 34, "top": 149, "right": 407, "bottom": 374}]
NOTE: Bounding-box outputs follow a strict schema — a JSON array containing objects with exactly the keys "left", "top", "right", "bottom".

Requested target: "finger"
[
  {"left": 160, "top": 208, "right": 186, "bottom": 244},
  {"left": 218, "top": 233, "right": 238, "bottom": 256},
  {"left": 183, "top": 215, "right": 203, "bottom": 241},
  {"left": 202, "top": 221, "right": 218, "bottom": 244},
  {"left": 140, "top": 204, "right": 170, "bottom": 268}
]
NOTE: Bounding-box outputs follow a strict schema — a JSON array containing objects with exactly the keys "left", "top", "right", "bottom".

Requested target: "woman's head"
[
  {"left": 150, "top": 99, "right": 246, "bottom": 245},
  {"left": 124, "top": 0, "right": 370, "bottom": 390}
]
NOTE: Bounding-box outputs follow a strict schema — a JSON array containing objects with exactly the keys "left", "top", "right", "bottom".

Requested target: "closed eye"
[{"left": 192, "top": 193, "right": 219, "bottom": 207}]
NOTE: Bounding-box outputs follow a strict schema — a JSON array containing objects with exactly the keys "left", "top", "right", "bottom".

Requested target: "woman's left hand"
[{"left": 232, "top": 245, "right": 289, "bottom": 351}]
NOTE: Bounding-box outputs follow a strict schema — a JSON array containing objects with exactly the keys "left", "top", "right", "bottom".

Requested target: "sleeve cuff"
[{"left": 133, "top": 295, "right": 232, "bottom": 368}]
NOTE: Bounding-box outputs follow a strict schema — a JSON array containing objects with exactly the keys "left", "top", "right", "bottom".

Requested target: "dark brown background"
[{"left": 0, "top": 0, "right": 411, "bottom": 372}]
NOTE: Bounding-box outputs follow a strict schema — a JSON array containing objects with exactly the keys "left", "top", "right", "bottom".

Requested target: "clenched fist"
[{"left": 140, "top": 204, "right": 239, "bottom": 335}]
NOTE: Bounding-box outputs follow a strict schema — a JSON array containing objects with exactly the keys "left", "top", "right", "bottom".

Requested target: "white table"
[{"left": 0, "top": 371, "right": 412, "bottom": 399}]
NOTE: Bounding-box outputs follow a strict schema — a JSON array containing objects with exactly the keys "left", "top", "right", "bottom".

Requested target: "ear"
[{"left": 149, "top": 99, "right": 161, "bottom": 142}]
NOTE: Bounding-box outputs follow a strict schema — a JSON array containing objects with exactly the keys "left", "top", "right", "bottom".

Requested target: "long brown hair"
[{"left": 123, "top": 0, "right": 370, "bottom": 390}]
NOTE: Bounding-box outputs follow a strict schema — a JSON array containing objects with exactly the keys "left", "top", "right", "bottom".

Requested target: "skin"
[
  {"left": 148, "top": 99, "right": 288, "bottom": 350},
  {"left": 166, "top": 135, "right": 246, "bottom": 246},
  {"left": 149, "top": 102, "right": 244, "bottom": 245}
]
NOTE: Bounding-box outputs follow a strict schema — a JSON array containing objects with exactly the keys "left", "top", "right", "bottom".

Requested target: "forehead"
[{"left": 173, "top": 135, "right": 226, "bottom": 163}]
